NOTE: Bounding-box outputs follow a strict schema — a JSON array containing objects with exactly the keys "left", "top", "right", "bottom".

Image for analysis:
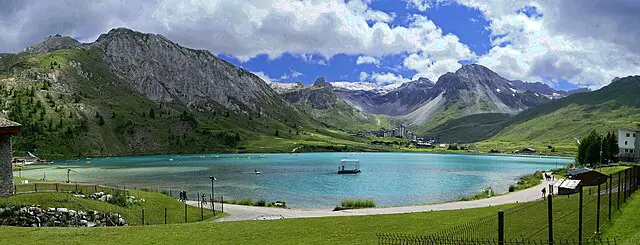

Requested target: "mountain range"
[{"left": 1, "top": 27, "right": 635, "bottom": 158}]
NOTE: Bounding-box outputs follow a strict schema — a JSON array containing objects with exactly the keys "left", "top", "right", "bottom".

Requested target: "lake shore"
[{"left": 188, "top": 178, "right": 553, "bottom": 222}]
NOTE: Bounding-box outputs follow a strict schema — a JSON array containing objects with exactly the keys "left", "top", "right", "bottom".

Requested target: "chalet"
[
  {"left": 0, "top": 117, "right": 21, "bottom": 197},
  {"left": 567, "top": 168, "right": 609, "bottom": 186},
  {"left": 618, "top": 127, "right": 640, "bottom": 163}
]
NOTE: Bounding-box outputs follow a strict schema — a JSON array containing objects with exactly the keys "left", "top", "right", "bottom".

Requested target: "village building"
[
  {"left": 618, "top": 127, "right": 640, "bottom": 163},
  {"left": 0, "top": 117, "right": 21, "bottom": 197}
]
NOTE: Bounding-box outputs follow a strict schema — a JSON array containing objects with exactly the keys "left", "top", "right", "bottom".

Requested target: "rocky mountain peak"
[
  {"left": 455, "top": 64, "right": 500, "bottom": 79},
  {"left": 23, "top": 35, "right": 82, "bottom": 54},
  {"left": 313, "top": 77, "right": 332, "bottom": 87}
]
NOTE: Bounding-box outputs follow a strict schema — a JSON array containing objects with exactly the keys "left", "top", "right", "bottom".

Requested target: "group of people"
[{"left": 179, "top": 191, "right": 188, "bottom": 202}]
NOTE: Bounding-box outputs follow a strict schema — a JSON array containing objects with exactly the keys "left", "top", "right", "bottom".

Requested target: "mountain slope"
[
  {"left": 490, "top": 76, "right": 640, "bottom": 145},
  {"left": 0, "top": 29, "right": 367, "bottom": 158},
  {"left": 280, "top": 77, "right": 388, "bottom": 131}
]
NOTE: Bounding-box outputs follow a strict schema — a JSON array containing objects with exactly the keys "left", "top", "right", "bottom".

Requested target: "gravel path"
[{"left": 187, "top": 180, "right": 554, "bottom": 222}]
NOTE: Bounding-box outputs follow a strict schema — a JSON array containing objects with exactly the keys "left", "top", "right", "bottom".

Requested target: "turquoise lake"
[{"left": 20, "top": 152, "right": 574, "bottom": 208}]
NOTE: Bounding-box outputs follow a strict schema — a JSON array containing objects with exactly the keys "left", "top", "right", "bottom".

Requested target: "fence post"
[
  {"left": 184, "top": 202, "right": 188, "bottom": 223},
  {"left": 618, "top": 171, "right": 621, "bottom": 210},
  {"left": 608, "top": 175, "right": 612, "bottom": 220},
  {"left": 34, "top": 183, "right": 37, "bottom": 192},
  {"left": 221, "top": 195, "right": 224, "bottom": 213},
  {"left": 94, "top": 185, "right": 97, "bottom": 193},
  {"left": 170, "top": 190, "right": 172, "bottom": 198},
  {"left": 548, "top": 193, "right": 553, "bottom": 245},
  {"left": 56, "top": 183, "right": 59, "bottom": 192},
  {"left": 498, "top": 210, "right": 504, "bottom": 245},
  {"left": 76, "top": 184, "right": 78, "bottom": 193},
  {"left": 142, "top": 208, "right": 145, "bottom": 225},
  {"left": 164, "top": 208, "right": 167, "bottom": 224},
  {"left": 596, "top": 183, "right": 601, "bottom": 234},
  {"left": 578, "top": 186, "right": 583, "bottom": 245}
]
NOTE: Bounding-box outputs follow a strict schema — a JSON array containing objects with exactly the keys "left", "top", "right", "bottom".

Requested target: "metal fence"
[
  {"left": 379, "top": 165, "right": 639, "bottom": 245},
  {"left": 377, "top": 234, "right": 619, "bottom": 245}
]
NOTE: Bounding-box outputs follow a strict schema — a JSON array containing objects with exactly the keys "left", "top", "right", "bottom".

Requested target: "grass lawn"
[
  {"left": 604, "top": 193, "right": 640, "bottom": 244},
  {"left": 0, "top": 168, "right": 635, "bottom": 244},
  {"left": 0, "top": 204, "right": 510, "bottom": 245},
  {"left": 0, "top": 191, "right": 225, "bottom": 225}
]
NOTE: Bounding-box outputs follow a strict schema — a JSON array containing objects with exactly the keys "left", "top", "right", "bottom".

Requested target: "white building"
[{"left": 618, "top": 128, "right": 640, "bottom": 162}]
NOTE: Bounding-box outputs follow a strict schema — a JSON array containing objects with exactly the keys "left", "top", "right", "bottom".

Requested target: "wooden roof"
[{"left": 0, "top": 117, "right": 21, "bottom": 134}]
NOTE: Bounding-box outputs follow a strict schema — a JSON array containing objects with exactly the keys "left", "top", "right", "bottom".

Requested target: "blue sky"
[{"left": 2, "top": 0, "right": 639, "bottom": 90}]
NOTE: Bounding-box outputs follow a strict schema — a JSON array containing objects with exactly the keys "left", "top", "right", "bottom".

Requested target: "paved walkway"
[{"left": 187, "top": 180, "right": 554, "bottom": 222}]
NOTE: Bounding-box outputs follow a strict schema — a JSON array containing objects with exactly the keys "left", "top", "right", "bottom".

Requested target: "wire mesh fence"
[{"left": 377, "top": 234, "right": 619, "bottom": 245}]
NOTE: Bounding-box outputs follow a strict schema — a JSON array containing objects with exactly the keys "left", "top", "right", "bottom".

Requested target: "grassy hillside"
[
  {"left": 423, "top": 113, "right": 511, "bottom": 143},
  {"left": 298, "top": 101, "right": 390, "bottom": 132},
  {"left": 485, "top": 76, "right": 640, "bottom": 153},
  {"left": 0, "top": 49, "right": 367, "bottom": 159}
]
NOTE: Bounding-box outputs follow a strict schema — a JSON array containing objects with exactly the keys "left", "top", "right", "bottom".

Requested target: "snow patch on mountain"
[{"left": 330, "top": 81, "right": 399, "bottom": 94}]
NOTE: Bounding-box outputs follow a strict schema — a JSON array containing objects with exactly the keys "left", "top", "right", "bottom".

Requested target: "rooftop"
[{"left": 0, "top": 116, "right": 21, "bottom": 134}]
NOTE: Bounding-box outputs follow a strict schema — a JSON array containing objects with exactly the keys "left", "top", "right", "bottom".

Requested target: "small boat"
[
  {"left": 254, "top": 169, "right": 262, "bottom": 175},
  {"left": 338, "top": 159, "right": 361, "bottom": 174}
]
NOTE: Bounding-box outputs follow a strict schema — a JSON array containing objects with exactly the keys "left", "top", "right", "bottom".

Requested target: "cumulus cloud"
[
  {"left": 280, "top": 70, "right": 303, "bottom": 80},
  {"left": 356, "top": 56, "right": 381, "bottom": 66},
  {"left": 370, "top": 72, "right": 410, "bottom": 86},
  {"left": 452, "top": 0, "right": 640, "bottom": 88},
  {"left": 252, "top": 71, "right": 274, "bottom": 84},
  {"left": 0, "top": 0, "right": 474, "bottom": 71},
  {"left": 359, "top": 71, "right": 369, "bottom": 81}
]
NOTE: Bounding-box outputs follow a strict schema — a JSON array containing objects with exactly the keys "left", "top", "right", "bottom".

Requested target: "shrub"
[
  {"left": 508, "top": 185, "right": 516, "bottom": 192},
  {"left": 340, "top": 199, "right": 376, "bottom": 209},
  {"left": 254, "top": 200, "right": 266, "bottom": 206},
  {"left": 236, "top": 198, "right": 253, "bottom": 206}
]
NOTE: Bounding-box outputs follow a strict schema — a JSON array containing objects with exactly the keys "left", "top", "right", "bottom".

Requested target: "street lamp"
[{"left": 209, "top": 176, "right": 217, "bottom": 216}]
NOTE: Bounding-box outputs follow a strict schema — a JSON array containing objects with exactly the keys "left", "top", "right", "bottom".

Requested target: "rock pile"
[
  {"left": 73, "top": 192, "right": 145, "bottom": 204},
  {"left": 0, "top": 206, "right": 127, "bottom": 227}
]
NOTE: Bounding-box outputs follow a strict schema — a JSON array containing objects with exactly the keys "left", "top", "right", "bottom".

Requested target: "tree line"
[{"left": 577, "top": 130, "right": 619, "bottom": 165}]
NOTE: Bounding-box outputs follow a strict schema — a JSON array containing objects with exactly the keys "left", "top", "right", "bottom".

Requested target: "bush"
[
  {"left": 340, "top": 199, "right": 376, "bottom": 209},
  {"left": 508, "top": 185, "right": 516, "bottom": 192},
  {"left": 236, "top": 198, "right": 253, "bottom": 206},
  {"left": 254, "top": 200, "right": 266, "bottom": 206}
]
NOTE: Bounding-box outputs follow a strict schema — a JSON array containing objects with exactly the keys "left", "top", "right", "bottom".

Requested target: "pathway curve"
[{"left": 187, "top": 180, "right": 554, "bottom": 222}]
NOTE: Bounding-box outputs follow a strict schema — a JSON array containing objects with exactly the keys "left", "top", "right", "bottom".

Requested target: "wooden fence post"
[
  {"left": 596, "top": 183, "right": 601, "bottom": 234},
  {"left": 498, "top": 211, "right": 504, "bottom": 245},
  {"left": 184, "top": 203, "right": 188, "bottom": 223},
  {"left": 578, "top": 186, "right": 583, "bottom": 245},
  {"left": 608, "top": 175, "right": 612, "bottom": 220},
  {"left": 142, "top": 209, "right": 145, "bottom": 225},
  {"left": 164, "top": 208, "right": 167, "bottom": 224}
]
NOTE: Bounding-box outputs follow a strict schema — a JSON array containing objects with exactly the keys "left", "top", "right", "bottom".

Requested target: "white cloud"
[
  {"left": 252, "top": 71, "right": 274, "bottom": 84},
  {"left": 359, "top": 71, "right": 369, "bottom": 81},
  {"left": 280, "top": 70, "right": 303, "bottom": 80},
  {"left": 356, "top": 56, "right": 381, "bottom": 66},
  {"left": 370, "top": 72, "right": 410, "bottom": 86},
  {"left": 453, "top": 0, "right": 640, "bottom": 88}
]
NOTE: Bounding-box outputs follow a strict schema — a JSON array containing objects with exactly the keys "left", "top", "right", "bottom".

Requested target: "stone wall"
[{"left": 0, "top": 134, "right": 13, "bottom": 197}]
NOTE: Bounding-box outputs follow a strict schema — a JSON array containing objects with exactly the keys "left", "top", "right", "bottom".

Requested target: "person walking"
[{"left": 541, "top": 187, "right": 547, "bottom": 199}]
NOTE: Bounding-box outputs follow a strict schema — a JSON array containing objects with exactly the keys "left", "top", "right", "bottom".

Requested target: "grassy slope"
[
  {"left": 0, "top": 191, "right": 221, "bottom": 225},
  {"left": 423, "top": 113, "right": 512, "bottom": 143},
  {"left": 485, "top": 76, "right": 640, "bottom": 154},
  {"left": 604, "top": 193, "right": 640, "bottom": 244}
]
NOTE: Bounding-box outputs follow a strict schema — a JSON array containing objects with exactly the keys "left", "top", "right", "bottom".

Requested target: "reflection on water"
[{"left": 19, "top": 152, "right": 573, "bottom": 208}]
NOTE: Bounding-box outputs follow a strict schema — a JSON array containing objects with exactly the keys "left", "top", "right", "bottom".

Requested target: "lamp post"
[
  {"left": 209, "top": 176, "right": 217, "bottom": 216},
  {"left": 67, "top": 169, "right": 71, "bottom": 183}
]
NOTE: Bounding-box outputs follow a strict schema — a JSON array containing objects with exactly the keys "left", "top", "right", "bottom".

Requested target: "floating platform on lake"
[{"left": 338, "top": 159, "right": 361, "bottom": 174}]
